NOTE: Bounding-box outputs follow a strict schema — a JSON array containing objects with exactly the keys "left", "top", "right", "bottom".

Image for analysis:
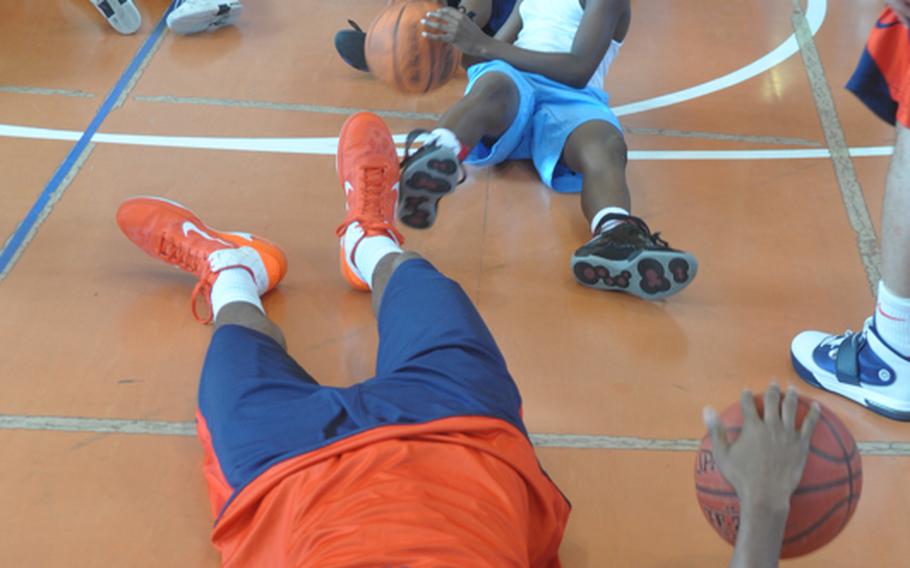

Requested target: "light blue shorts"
[{"left": 464, "top": 60, "right": 623, "bottom": 193}]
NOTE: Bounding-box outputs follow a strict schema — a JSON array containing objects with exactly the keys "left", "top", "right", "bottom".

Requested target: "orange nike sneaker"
[
  {"left": 116, "top": 196, "right": 287, "bottom": 323},
  {"left": 335, "top": 112, "right": 404, "bottom": 291}
]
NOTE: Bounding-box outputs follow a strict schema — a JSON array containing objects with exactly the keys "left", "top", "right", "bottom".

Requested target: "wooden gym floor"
[{"left": 0, "top": 0, "right": 906, "bottom": 566}]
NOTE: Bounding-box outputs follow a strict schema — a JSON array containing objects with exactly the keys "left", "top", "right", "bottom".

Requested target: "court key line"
[
  {"left": 133, "top": 0, "right": 827, "bottom": 120},
  {"left": 0, "top": 1, "right": 830, "bottom": 162},
  {"left": 0, "top": 413, "right": 907, "bottom": 456}
]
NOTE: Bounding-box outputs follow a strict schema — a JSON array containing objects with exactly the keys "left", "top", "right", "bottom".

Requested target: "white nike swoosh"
[
  {"left": 182, "top": 221, "right": 229, "bottom": 245},
  {"left": 345, "top": 181, "right": 355, "bottom": 196}
]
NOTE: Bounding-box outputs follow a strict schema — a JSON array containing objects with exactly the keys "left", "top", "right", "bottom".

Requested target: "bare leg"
[
  {"left": 436, "top": 72, "right": 519, "bottom": 150},
  {"left": 371, "top": 251, "right": 423, "bottom": 315},
  {"left": 460, "top": 0, "right": 492, "bottom": 29},
  {"left": 561, "top": 120, "right": 632, "bottom": 225},
  {"left": 215, "top": 302, "right": 287, "bottom": 350},
  {"left": 882, "top": 123, "right": 910, "bottom": 296}
]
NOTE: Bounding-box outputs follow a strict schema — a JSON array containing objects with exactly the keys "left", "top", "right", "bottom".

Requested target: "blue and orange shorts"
[
  {"left": 848, "top": 7, "right": 910, "bottom": 127},
  {"left": 196, "top": 258, "right": 525, "bottom": 519}
]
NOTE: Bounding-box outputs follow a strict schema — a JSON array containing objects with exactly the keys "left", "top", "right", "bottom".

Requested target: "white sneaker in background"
[
  {"left": 167, "top": 0, "right": 244, "bottom": 35},
  {"left": 90, "top": 0, "right": 142, "bottom": 35}
]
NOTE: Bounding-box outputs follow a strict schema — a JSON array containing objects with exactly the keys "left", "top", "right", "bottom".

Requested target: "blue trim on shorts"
[
  {"left": 846, "top": 48, "right": 899, "bottom": 126},
  {"left": 463, "top": 60, "right": 623, "bottom": 193}
]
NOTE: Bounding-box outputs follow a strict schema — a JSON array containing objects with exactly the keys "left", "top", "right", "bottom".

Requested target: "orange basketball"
[
  {"left": 365, "top": 0, "right": 462, "bottom": 94},
  {"left": 694, "top": 394, "right": 862, "bottom": 558}
]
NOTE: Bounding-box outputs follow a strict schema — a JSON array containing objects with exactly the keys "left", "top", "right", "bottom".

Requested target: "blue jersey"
[{"left": 486, "top": 0, "right": 518, "bottom": 35}]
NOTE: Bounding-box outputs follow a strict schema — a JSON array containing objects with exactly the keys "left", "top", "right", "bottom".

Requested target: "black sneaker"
[
  {"left": 571, "top": 215, "right": 698, "bottom": 300},
  {"left": 398, "top": 129, "right": 465, "bottom": 229},
  {"left": 335, "top": 20, "right": 368, "bottom": 72}
]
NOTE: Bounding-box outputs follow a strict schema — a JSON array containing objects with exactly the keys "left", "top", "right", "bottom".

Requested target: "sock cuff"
[
  {"left": 591, "top": 207, "right": 631, "bottom": 234},
  {"left": 880, "top": 281, "right": 910, "bottom": 307},
  {"left": 430, "top": 128, "right": 467, "bottom": 161}
]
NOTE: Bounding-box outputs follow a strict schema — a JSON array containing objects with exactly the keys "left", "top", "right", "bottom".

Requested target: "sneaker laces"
[
  {"left": 599, "top": 213, "right": 670, "bottom": 248},
  {"left": 335, "top": 164, "right": 405, "bottom": 244},
  {"left": 157, "top": 232, "right": 219, "bottom": 324}
]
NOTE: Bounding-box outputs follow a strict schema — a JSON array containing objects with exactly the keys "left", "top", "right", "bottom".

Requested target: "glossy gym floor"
[{"left": 0, "top": 0, "right": 906, "bottom": 565}]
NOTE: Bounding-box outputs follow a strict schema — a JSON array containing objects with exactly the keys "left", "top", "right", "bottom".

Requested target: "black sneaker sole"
[
  {"left": 571, "top": 250, "right": 698, "bottom": 300},
  {"left": 399, "top": 151, "right": 459, "bottom": 229}
]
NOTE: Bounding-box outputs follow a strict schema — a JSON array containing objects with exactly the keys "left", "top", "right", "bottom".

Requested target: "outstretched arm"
[{"left": 424, "top": 0, "right": 629, "bottom": 89}]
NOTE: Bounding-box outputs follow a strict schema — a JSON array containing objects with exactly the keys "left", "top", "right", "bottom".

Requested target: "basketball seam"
[
  {"left": 799, "top": 399, "right": 858, "bottom": 535},
  {"left": 391, "top": 4, "right": 407, "bottom": 92},
  {"left": 781, "top": 496, "right": 850, "bottom": 546},
  {"left": 426, "top": 37, "right": 439, "bottom": 93},
  {"left": 694, "top": 470, "right": 864, "bottom": 499}
]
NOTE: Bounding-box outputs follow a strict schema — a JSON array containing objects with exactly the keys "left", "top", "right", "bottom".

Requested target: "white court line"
[
  {"left": 0, "top": 123, "right": 892, "bottom": 160},
  {"left": 613, "top": 0, "right": 826, "bottom": 116},
  {"left": 0, "top": 0, "right": 830, "bottom": 161}
]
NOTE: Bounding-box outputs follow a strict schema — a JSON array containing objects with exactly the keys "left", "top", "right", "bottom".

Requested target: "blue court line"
[{"left": 0, "top": 2, "right": 175, "bottom": 278}]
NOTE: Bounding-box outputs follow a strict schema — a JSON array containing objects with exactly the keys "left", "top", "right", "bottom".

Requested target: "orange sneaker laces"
[
  {"left": 335, "top": 164, "right": 405, "bottom": 248},
  {"left": 157, "top": 231, "right": 220, "bottom": 324}
]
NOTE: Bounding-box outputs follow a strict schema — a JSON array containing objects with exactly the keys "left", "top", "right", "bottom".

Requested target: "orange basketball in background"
[
  {"left": 365, "top": 0, "right": 463, "bottom": 94},
  {"left": 694, "top": 394, "right": 862, "bottom": 558}
]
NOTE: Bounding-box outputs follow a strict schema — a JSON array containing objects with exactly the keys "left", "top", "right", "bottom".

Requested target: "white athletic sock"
[
  {"left": 591, "top": 206, "right": 631, "bottom": 235},
  {"left": 210, "top": 267, "right": 263, "bottom": 320},
  {"left": 343, "top": 222, "right": 403, "bottom": 289},
  {"left": 875, "top": 281, "right": 910, "bottom": 357},
  {"left": 427, "top": 128, "right": 464, "bottom": 159}
]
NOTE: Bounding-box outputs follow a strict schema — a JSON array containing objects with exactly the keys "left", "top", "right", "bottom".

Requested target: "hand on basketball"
[
  {"left": 888, "top": 0, "right": 910, "bottom": 26},
  {"left": 703, "top": 384, "right": 821, "bottom": 510},
  {"left": 421, "top": 7, "right": 489, "bottom": 56}
]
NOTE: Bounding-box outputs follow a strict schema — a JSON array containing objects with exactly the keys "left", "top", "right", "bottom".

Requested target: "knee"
[
  {"left": 579, "top": 129, "right": 628, "bottom": 173},
  {"left": 600, "top": 129, "right": 628, "bottom": 163},
  {"left": 468, "top": 73, "right": 519, "bottom": 116}
]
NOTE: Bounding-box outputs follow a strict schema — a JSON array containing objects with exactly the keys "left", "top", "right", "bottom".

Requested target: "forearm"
[
  {"left": 476, "top": 38, "right": 592, "bottom": 88},
  {"left": 729, "top": 501, "right": 789, "bottom": 568}
]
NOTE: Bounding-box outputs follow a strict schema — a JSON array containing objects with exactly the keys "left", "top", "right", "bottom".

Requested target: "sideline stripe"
[
  {"left": 791, "top": 0, "right": 881, "bottom": 293},
  {"left": 0, "top": 3, "right": 174, "bottom": 281},
  {"left": 0, "top": 124, "right": 895, "bottom": 159},
  {"left": 0, "top": 414, "right": 908, "bottom": 455}
]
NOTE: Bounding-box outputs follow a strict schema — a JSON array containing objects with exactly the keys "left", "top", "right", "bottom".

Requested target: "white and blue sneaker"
[
  {"left": 791, "top": 318, "right": 910, "bottom": 421},
  {"left": 90, "top": 0, "right": 142, "bottom": 35},
  {"left": 167, "top": 0, "right": 243, "bottom": 35}
]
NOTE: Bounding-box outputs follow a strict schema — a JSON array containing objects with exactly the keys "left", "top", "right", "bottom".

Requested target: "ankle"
[{"left": 591, "top": 207, "right": 631, "bottom": 235}]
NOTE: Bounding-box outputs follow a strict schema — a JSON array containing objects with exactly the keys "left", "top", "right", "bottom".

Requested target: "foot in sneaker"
[
  {"left": 167, "top": 0, "right": 243, "bottom": 35},
  {"left": 336, "top": 112, "right": 405, "bottom": 291},
  {"left": 335, "top": 20, "right": 369, "bottom": 72},
  {"left": 791, "top": 318, "right": 910, "bottom": 421},
  {"left": 91, "top": 0, "right": 142, "bottom": 35},
  {"left": 116, "top": 196, "right": 287, "bottom": 323},
  {"left": 571, "top": 214, "right": 698, "bottom": 300},
  {"left": 398, "top": 129, "right": 464, "bottom": 229}
]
